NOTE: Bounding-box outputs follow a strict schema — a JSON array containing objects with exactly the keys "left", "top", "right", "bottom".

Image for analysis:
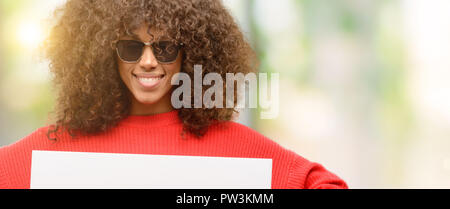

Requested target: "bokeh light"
[{"left": 17, "top": 21, "right": 44, "bottom": 49}]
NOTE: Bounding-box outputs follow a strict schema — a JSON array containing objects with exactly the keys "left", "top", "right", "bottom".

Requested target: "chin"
[{"left": 135, "top": 94, "right": 161, "bottom": 105}]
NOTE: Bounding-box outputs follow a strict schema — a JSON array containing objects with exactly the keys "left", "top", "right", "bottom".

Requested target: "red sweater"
[{"left": 0, "top": 110, "right": 347, "bottom": 189}]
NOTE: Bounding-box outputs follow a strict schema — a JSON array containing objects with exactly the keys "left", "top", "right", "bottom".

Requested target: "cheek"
[
  {"left": 166, "top": 65, "right": 181, "bottom": 78},
  {"left": 160, "top": 64, "right": 181, "bottom": 93},
  {"left": 165, "top": 58, "right": 183, "bottom": 78},
  {"left": 118, "top": 62, "right": 134, "bottom": 84}
]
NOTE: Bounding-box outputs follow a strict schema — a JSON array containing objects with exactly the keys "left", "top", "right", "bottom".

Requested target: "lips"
[{"left": 133, "top": 73, "right": 165, "bottom": 90}]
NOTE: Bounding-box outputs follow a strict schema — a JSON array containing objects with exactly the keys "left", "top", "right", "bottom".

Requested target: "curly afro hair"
[{"left": 42, "top": 0, "right": 257, "bottom": 140}]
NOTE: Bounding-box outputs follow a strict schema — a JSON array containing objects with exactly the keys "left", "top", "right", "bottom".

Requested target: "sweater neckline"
[{"left": 119, "top": 109, "right": 181, "bottom": 128}]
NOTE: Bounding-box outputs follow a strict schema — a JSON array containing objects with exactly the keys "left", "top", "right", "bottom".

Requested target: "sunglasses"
[{"left": 116, "top": 40, "right": 182, "bottom": 64}]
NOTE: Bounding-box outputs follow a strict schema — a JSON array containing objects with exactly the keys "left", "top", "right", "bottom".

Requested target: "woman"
[{"left": 0, "top": 0, "right": 347, "bottom": 189}]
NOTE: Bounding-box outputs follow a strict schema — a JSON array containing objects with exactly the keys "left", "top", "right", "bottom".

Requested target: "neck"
[{"left": 129, "top": 93, "right": 174, "bottom": 116}]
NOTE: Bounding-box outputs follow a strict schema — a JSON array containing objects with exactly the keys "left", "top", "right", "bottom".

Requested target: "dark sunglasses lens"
[
  {"left": 117, "top": 40, "right": 144, "bottom": 62},
  {"left": 152, "top": 41, "right": 180, "bottom": 63}
]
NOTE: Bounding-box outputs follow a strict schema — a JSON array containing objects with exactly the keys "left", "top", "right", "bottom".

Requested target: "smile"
[{"left": 134, "top": 74, "right": 165, "bottom": 90}]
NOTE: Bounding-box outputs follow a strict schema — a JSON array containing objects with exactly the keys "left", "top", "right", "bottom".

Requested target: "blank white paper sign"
[{"left": 30, "top": 150, "right": 272, "bottom": 189}]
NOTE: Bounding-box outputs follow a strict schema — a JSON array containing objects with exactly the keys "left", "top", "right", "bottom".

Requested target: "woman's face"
[{"left": 117, "top": 24, "right": 182, "bottom": 115}]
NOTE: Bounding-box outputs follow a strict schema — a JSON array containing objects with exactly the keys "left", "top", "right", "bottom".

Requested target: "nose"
[{"left": 139, "top": 46, "right": 158, "bottom": 70}]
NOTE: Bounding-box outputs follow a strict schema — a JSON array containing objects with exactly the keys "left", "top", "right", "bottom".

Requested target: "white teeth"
[
  {"left": 137, "top": 76, "right": 163, "bottom": 85},
  {"left": 138, "top": 77, "right": 161, "bottom": 82}
]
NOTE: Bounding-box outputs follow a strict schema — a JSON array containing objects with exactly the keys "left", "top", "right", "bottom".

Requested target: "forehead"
[{"left": 125, "top": 24, "right": 168, "bottom": 42}]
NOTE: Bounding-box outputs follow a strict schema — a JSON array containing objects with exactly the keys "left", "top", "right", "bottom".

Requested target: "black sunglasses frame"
[{"left": 115, "top": 40, "right": 183, "bottom": 64}]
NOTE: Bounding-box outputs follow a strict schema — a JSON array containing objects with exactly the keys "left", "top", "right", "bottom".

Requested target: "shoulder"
[
  {"left": 207, "top": 121, "right": 290, "bottom": 152},
  {"left": 0, "top": 126, "right": 53, "bottom": 189},
  {"left": 209, "top": 120, "right": 273, "bottom": 141},
  {"left": 0, "top": 126, "right": 52, "bottom": 154},
  {"left": 0, "top": 126, "right": 54, "bottom": 165}
]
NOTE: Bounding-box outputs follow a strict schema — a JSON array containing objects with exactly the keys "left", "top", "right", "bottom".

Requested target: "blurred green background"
[{"left": 1, "top": 0, "right": 450, "bottom": 188}]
